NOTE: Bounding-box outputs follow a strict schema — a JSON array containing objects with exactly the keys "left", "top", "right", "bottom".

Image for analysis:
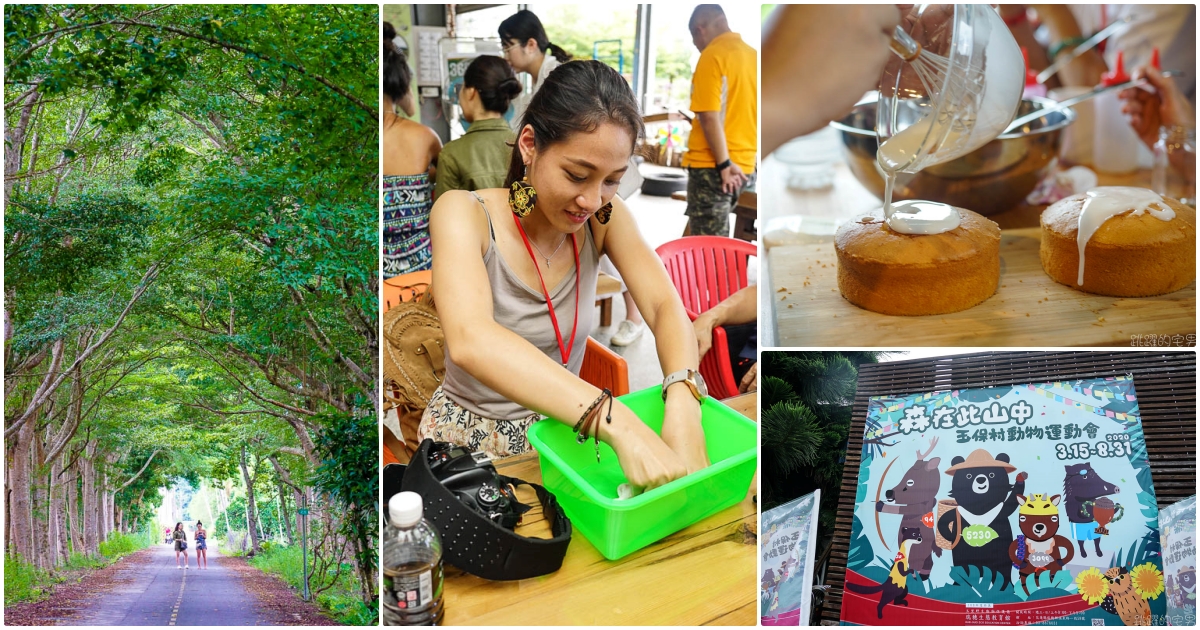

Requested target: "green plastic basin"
[{"left": 526, "top": 386, "right": 757, "bottom": 560}]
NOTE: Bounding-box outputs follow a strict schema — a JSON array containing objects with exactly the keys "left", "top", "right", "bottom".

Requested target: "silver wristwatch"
[{"left": 662, "top": 369, "right": 707, "bottom": 402}]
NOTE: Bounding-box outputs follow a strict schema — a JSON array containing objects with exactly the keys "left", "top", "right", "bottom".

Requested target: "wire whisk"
[{"left": 889, "top": 25, "right": 983, "bottom": 131}]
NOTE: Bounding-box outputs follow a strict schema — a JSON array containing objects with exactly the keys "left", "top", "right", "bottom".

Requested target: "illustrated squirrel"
[{"left": 845, "top": 526, "right": 922, "bottom": 619}]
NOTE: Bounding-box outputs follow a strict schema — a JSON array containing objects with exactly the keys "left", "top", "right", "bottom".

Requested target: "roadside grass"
[
  {"left": 248, "top": 543, "right": 378, "bottom": 625},
  {"left": 4, "top": 528, "right": 155, "bottom": 606}
]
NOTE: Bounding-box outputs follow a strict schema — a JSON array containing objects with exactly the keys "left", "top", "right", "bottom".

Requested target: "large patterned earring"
[
  {"left": 595, "top": 201, "right": 613, "bottom": 225},
  {"left": 509, "top": 166, "right": 537, "bottom": 218}
]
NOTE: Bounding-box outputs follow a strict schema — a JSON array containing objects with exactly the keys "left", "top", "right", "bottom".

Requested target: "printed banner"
[
  {"left": 761, "top": 490, "right": 821, "bottom": 625},
  {"left": 1159, "top": 495, "right": 1196, "bottom": 625},
  {"left": 843, "top": 376, "right": 1166, "bottom": 625}
]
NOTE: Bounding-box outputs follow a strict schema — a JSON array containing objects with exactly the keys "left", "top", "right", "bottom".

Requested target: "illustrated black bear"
[{"left": 936, "top": 449, "right": 1026, "bottom": 590}]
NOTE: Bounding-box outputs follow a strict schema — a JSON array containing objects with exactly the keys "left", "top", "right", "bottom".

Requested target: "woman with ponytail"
[
  {"left": 435, "top": 56, "right": 522, "bottom": 197},
  {"left": 498, "top": 10, "right": 573, "bottom": 129}
]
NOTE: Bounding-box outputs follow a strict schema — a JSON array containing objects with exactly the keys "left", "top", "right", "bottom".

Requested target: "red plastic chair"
[
  {"left": 656, "top": 236, "right": 756, "bottom": 399},
  {"left": 580, "top": 337, "right": 629, "bottom": 396}
]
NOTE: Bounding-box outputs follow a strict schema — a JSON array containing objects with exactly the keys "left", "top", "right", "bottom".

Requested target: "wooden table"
[
  {"left": 438, "top": 392, "right": 759, "bottom": 626},
  {"left": 758, "top": 150, "right": 1193, "bottom": 346},
  {"left": 769, "top": 227, "right": 1195, "bottom": 347}
]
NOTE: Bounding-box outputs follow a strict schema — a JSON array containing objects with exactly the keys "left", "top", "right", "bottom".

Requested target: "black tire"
[{"left": 641, "top": 171, "right": 688, "bottom": 197}]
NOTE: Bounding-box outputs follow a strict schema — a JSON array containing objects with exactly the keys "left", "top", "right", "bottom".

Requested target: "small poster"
[
  {"left": 1159, "top": 495, "right": 1196, "bottom": 625},
  {"left": 843, "top": 376, "right": 1166, "bottom": 625},
  {"left": 413, "top": 26, "right": 446, "bottom": 86},
  {"left": 761, "top": 489, "right": 821, "bottom": 625}
]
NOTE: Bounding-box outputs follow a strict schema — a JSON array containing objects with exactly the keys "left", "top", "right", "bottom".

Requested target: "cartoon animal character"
[
  {"left": 876, "top": 437, "right": 942, "bottom": 579},
  {"left": 1007, "top": 493, "right": 1075, "bottom": 595},
  {"left": 1101, "top": 567, "right": 1152, "bottom": 626},
  {"left": 1063, "top": 462, "right": 1120, "bottom": 558},
  {"left": 936, "top": 449, "right": 1027, "bottom": 589},
  {"left": 761, "top": 557, "right": 797, "bottom": 610},
  {"left": 1169, "top": 566, "right": 1196, "bottom": 609},
  {"left": 845, "top": 527, "right": 923, "bottom": 619}
]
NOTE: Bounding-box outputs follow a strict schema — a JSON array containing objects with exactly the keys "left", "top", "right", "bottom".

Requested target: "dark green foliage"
[
  {"left": 760, "top": 352, "right": 884, "bottom": 536},
  {"left": 760, "top": 375, "right": 797, "bottom": 410},
  {"left": 312, "top": 407, "right": 378, "bottom": 598},
  {"left": 5, "top": 194, "right": 154, "bottom": 293}
]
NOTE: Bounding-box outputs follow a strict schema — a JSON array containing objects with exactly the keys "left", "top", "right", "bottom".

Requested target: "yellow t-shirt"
[{"left": 683, "top": 32, "right": 758, "bottom": 173}]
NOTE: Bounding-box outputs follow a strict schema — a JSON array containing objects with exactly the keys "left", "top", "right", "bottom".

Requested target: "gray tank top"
[{"left": 441, "top": 192, "right": 600, "bottom": 420}]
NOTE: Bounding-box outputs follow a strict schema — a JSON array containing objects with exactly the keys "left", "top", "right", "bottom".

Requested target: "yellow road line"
[{"left": 169, "top": 569, "right": 187, "bottom": 626}]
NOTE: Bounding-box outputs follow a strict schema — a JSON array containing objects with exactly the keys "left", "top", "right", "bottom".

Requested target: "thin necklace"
[{"left": 523, "top": 220, "right": 567, "bottom": 267}]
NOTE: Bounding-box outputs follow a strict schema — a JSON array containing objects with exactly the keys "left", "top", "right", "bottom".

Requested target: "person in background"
[
  {"left": 499, "top": 10, "right": 572, "bottom": 131},
  {"left": 1003, "top": 6, "right": 1194, "bottom": 101},
  {"left": 383, "top": 22, "right": 441, "bottom": 278},
  {"left": 683, "top": 5, "right": 758, "bottom": 237},
  {"left": 762, "top": 5, "right": 901, "bottom": 155},
  {"left": 435, "top": 56, "right": 521, "bottom": 198},
  {"left": 1120, "top": 64, "right": 1196, "bottom": 181},
  {"left": 194, "top": 521, "right": 208, "bottom": 570},
  {"left": 693, "top": 284, "right": 758, "bottom": 393}
]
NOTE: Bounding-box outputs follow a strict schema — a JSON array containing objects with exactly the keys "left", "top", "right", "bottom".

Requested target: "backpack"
[{"left": 382, "top": 284, "right": 445, "bottom": 463}]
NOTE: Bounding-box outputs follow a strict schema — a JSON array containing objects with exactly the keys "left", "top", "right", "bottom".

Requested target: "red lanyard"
[{"left": 511, "top": 213, "right": 580, "bottom": 367}]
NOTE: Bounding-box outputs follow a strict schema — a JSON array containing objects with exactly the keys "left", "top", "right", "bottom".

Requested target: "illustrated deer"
[{"left": 875, "top": 437, "right": 942, "bottom": 579}]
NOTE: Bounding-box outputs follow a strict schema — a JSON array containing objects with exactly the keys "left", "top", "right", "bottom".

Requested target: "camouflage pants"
[{"left": 685, "top": 167, "right": 757, "bottom": 237}]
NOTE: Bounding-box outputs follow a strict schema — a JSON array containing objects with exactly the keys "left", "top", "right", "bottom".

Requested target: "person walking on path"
[
  {"left": 164, "top": 526, "right": 171, "bottom": 544},
  {"left": 194, "top": 521, "right": 208, "bottom": 569},
  {"left": 683, "top": 4, "right": 758, "bottom": 236},
  {"left": 172, "top": 522, "right": 189, "bottom": 569}
]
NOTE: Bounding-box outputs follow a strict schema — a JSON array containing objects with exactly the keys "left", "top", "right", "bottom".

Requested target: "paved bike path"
[{"left": 74, "top": 541, "right": 272, "bottom": 626}]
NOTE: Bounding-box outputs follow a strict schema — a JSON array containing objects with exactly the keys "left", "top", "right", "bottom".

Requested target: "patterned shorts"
[{"left": 418, "top": 386, "right": 538, "bottom": 459}]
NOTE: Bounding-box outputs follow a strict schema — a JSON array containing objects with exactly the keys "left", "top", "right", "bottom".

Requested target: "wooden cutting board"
[{"left": 768, "top": 228, "right": 1196, "bottom": 346}]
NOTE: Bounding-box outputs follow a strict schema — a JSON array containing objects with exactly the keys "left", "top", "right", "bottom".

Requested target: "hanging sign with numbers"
[{"left": 843, "top": 375, "right": 1166, "bottom": 625}]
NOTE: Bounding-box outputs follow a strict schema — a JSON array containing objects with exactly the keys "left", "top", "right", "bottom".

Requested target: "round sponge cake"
[
  {"left": 834, "top": 208, "right": 1001, "bottom": 316},
  {"left": 1040, "top": 193, "right": 1195, "bottom": 297}
]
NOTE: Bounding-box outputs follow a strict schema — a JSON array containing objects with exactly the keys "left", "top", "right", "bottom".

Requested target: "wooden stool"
[
  {"left": 733, "top": 191, "right": 757, "bottom": 242},
  {"left": 595, "top": 272, "right": 623, "bottom": 327}
]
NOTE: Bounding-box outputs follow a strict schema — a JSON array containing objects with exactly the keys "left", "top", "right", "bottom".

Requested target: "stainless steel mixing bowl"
[{"left": 830, "top": 95, "right": 1076, "bottom": 215}]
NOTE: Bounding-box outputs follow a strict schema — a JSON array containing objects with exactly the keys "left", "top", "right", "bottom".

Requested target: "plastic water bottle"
[{"left": 382, "top": 492, "right": 444, "bottom": 626}]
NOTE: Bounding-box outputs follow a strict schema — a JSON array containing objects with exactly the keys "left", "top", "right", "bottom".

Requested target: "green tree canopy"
[{"left": 5, "top": 4, "right": 377, "bottom": 617}]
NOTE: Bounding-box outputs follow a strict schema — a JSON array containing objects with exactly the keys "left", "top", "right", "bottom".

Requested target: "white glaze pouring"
[{"left": 1075, "top": 186, "right": 1175, "bottom": 285}]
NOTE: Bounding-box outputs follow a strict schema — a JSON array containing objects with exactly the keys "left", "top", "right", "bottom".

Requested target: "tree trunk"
[
  {"left": 104, "top": 491, "right": 115, "bottom": 541},
  {"left": 277, "top": 479, "right": 294, "bottom": 545},
  {"left": 81, "top": 440, "right": 99, "bottom": 557},
  {"left": 65, "top": 463, "right": 82, "bottom": 555},
  {"left": 97, "top": 475, "right": 108, "bottom": 547},
  {"left": 32, "top": 426, "right": 50, "bottom": 569},
  {"left": 4, "top": 89, "right": 39, "bottom": 202},
  {"left": 8, "top": 418, "right": 35, "bottom": 562},
  {"left": 51, "top": 457, "right": 68, "bottom": 566},
  {"left": 268, "top": 456, "right": 304, "bottom": 546},
  {"left": 240, "top": 446, "right": 260, "bottom": 554}
]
